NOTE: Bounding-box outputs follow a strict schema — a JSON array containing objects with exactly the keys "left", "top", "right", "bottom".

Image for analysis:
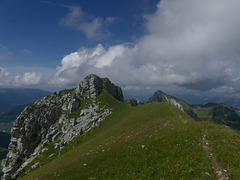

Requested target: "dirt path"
[{"left": 202, "top": 131, "right": 229, "bottom": 180}]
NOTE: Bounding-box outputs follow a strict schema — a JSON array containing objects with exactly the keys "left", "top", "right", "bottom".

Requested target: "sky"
[{"left": 1, "top": 0, "right": 240, "bottom": 103}]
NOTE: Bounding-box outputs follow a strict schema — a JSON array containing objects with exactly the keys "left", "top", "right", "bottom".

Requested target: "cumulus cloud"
[
  {"left": 50, "top": 44, "right": 131, "bottom": 86},
  {"left": 0, "top": 67, "right": 10, "bottom": 86},
  {"left": 14, "top": 72, "right": 44, "bottom": 86},
  {"left": 2, "top": 0, "right": 240, "bottom": 93},
  {"left": 59, "top": 6, "right": 114, "bottom": 39},
  {"left": 52, "top": 0, "right": 240, "bottom": 91}
]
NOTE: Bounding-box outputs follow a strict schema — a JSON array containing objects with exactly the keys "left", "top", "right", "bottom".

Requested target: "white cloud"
[
  {"left": 0, "top": 67, "right": 10, "bottom": 86},
  {"left": 50, "top": 44, "right": 130, "bottom": 86},
  {"left": 59, "top": 6, "right": 114, "bottom": 39},
  {"left": 2, "top": 0, "right": 240, "bottom": 94},
  {"left": 53, "top": 0, "right": 240, "bottom": 91},
  {"left": 14, "top": 72, "right": 44, "bottom": 86}
]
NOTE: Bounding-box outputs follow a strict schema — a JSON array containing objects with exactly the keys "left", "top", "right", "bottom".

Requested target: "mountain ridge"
[
  {"left": 1, "top": 74, "right": 123, "bottom": 179},
  {"left": 147, "top": 90, "right": 240, "bottom": 131},
  {"left": 1, "top": 74, "right": 240, "bottom": 179}
]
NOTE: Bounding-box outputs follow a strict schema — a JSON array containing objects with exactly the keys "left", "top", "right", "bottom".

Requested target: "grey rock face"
[
  {"left": 102, "top": 78, "right": 124, "bottom": 101},
  {"left": 76, "top": 74, "right": 103, "bottom": 99},
  {"left": 76, "top": 74, "right": 123, "bottom": 101},
  {"left": 1, "top": 74, "right": 122, "bottom": 180},
  {"left": 164, "top": 95, "right": 184, "bottom": 112}
]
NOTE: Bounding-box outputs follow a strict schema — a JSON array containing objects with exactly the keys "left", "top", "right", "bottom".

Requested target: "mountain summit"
[{"left": 1, "top": 74, "right": 123, "bottom": 179}]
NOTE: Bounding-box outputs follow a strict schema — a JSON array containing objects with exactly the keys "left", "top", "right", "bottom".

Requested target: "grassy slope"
[{"left": 20, "top": 91, "right": 240, "bottom": 179}]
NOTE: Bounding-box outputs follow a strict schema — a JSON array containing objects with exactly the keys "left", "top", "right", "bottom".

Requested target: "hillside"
[
  {"left": 148, "top": 90, "right": 240, "bottom": 131},
  {"left": 193, "top": 103, "right": 240, "bottom": 130},
  {"left": 147, "top": 90, "right": 200, "bottom": 120},
  {"left": 17, "top": 91, "right": 240, "bottom": 179},
  {"left": 2, "top": 75, "right": 240, "bottom": 179}
]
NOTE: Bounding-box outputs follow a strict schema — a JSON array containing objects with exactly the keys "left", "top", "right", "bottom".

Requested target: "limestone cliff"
[{"left": 1, "top": 74, "right": 123, "bottom": 180}]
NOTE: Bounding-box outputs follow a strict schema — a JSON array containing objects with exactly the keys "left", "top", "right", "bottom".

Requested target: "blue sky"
[
  {"left": 1, "top": 0, "right": 240, "bottom": 104},
  {"left": 0, "top": 0, "right": 158, "bottom": 68}
]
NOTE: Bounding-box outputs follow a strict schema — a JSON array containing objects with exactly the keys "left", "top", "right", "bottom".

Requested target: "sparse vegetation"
[{"left": 18, "top": 91, "right": 240, "bottom": 179}]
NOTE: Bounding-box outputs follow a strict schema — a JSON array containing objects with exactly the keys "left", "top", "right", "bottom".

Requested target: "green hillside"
[
  {"left": 148, "top": 90, "right": 240, "bottom": 131},
  {"left": 194, "top": 103, "right": 240, "bottom": 130},
  {"left": 147, "top": 90, "right": 199, "bottom": 120},
  {"left": 18, "top": 91, "right": 240, "bottom": 179}
]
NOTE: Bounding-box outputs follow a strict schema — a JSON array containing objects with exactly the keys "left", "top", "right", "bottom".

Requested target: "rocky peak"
[
  {"left": 76, "top": 74, "right": 103, "bottom": 99},
  {"left": 75, "top": 74, "right": 123, "bottom": 101},
  {"left": 1, "top": 74, "right": 123, "bottom": 180}
]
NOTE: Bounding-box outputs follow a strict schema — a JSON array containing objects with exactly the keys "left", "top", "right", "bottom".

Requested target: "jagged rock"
[
  {"left": 31, "top": 162, "right": 39, "bottom": 169},
  {"left": 76, "top": 74, "right": 123, "bottom": 101},
  {"left": 68, "top": 98, "right": 81, "bottom": 113},
  {"left": 1, "top": 74, "right": 120, "bottom": 180},
  {"left": 164, "top": 95, "right": 184, "bottom": 112},
  {"left": 102, "top": 78, "right": 124, "bottom": 101},
  {"left": 76, "top": 74, "right": 103, "bottom": 99}
]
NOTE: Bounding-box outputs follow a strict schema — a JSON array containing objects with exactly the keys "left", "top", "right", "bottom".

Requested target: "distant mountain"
[
  {"left": 171, "top": 91, "right": 240, "bottom": 109},
  {"left": 148, "top": 90, "right": 240, "bottom": 131},
  {"left": 0, "top": 104, "right": 30, "bottom": 123},
  {"left": 147, "top": 90, "right": 199, "bottom": 120},
  {"left": 0, "top": 88, "right": 52, "bottom": 113},
  {"left": 193, "top": 103, "right": 240, "bottom": 130}
]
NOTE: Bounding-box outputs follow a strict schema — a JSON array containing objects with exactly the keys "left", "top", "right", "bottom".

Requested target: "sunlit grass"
[{"left": 19, "top": 91, "right": 240, "bottom": 179}]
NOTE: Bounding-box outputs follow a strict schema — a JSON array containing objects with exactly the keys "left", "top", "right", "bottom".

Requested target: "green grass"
[
  {"left": 17, "top": 91, "right": 240, "bottom": 179},
  {"left": 194, "top": 107, "right": 214, "bottom": 121},
  {"left": 202, "top": 122, "right": 240, "bottom": 178},
  {"left": 19, "top": 91, "right": 213, "bottom": 179}
]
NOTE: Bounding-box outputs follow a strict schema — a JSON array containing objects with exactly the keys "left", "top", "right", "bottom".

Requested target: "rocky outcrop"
[
  {"left": 147, "top": 90, "right": 184, "bottom": 112},
  {"left": 1, "top": 74, "right": 122, "bottom": 180},
  {"left": 76, "top": 74, "right": 123, "bottom": 101},
  {"left": 164, "top": 95, "right": 184, "bottom": 112}
]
